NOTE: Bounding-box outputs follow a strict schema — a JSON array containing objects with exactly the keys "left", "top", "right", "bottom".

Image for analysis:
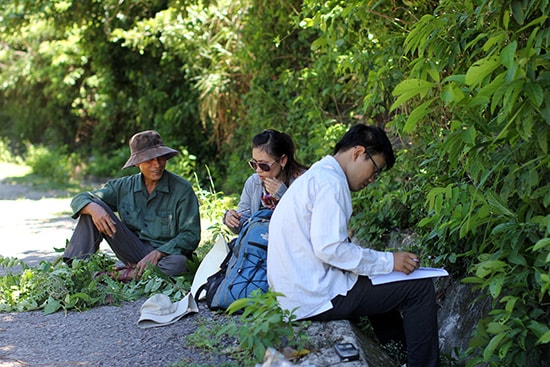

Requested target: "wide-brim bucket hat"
[
  {"left": 122, "top": 130, "right": 179, "bottom": 169},
  {"left": 137, "top": 293, "right": 198, "bottom": 329}
]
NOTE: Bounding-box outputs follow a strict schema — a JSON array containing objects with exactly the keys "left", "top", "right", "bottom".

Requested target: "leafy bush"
[
  {"left": 218, "top": 289, "right": 310, "bottom": 364},
  {"left": 84, "top": 146, "right": 129, "bottom": 179},
  {"left": 390, "top": 1, "right": 550, "bottom": 365},
  {"left": 0, "top": 253, "right": 194, "bottom": 314},
  {"left": 0, "top": 138, "right": 20, "bottom": 163},
  {"left": 24, "top": 144, "right": 75, "bottom": 185}
]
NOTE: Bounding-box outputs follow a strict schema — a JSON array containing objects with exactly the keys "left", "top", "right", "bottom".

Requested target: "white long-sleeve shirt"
[{"left": 267, "top": 155, "right": 394, "bottom": 320}]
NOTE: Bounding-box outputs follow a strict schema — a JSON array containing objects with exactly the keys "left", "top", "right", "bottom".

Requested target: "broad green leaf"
[
  {"left": 43, "top": 297, "right": 62, "bottom": 314},
  {"left": 511, "top": 0, "right": 525, "bottom": 25},
  {"left": 310, "top": 36, "right": 327, "bottom": 50},
  {"left": 503, "top": 10, "right": 510, "bottom": 30},
  {"left": 500, "top": 41, "right": 517, "bottom": 69},
  {"left": 475, "top": 260, "right": 507, "bottom": 278},
  {"left": 227, "top": 298, "right": 250, "bottom": 314},
  {"left": 465, "top": 32, "right": 488, "bottom": 50},
  {"left": 499, "top": 340, "right": 513, "bottom": 359},
  {"left": 536, "top": 129, "right": 548, "bottom": 154},
  {"left": 489, "top": 274, "right": 505, "bottom": 298},
  {"left": 525, "top": 82, "right": 543, "bottom": 107},
  {"left": 461, "top": 126, "right": 476, "bottom": 145},
  {"left": 533, "top": 238, "right": 550, "bottom": 252},
  {"left": 517, "top": 15, "right": 548, "bottom": 33},
  {"left": 426, "top": 66, "right": 440, "bottom": 84},
  {"left": 466, "top": 95, "right": 489, "bottom": 107},
  {"left": 461, "top": 276, "right": 483, "bottom": 284},
  {"left": 465, "top": 57, "right": 500, "bottom": 87},
  {"left": 508, "top": 252, "right": 527, "bottom": 266},
  {"left": 483, "top": 332, "right": 507, "bottom": 361},
  {"left": 442, "top": 84, "right": 465, "bottom": 105},
  {"left": 536, "top": 330, "right": 550, "bottom": 345},
  {"left": 486, "top": 192, "right": 514, "bottom": 217},
  {"left": 390, "top": 79, "right": 435, "bottom": 111},
  {"left": 72, "top": 292, "right": 93, "bottom": 302},
  {"left": 482, "top": 32, "right": 506, "bottom": 52},
  {"left": 487, "top": 321, "right": 509, "bottom": 334},
  {"left": 442, "top": 74, "right": 466, "bottom": 83},
  {"left": 501, "top": 296, "right": 518, "bottom": 314},
  {"left": 403, "top": 98, "right": 436, "bottom": 133},
  {"left": 528, "top": 320, "right": 550, "bottom": 339}
]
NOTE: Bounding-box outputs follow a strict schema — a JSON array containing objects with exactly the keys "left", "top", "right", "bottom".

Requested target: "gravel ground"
[{"left": 0, "top": 301, "right": 234, "bottom": 367}]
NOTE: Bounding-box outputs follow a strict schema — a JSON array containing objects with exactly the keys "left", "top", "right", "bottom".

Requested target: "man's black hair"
[{"left": 333, "top": 124, "right": 396, "bottom": 170}]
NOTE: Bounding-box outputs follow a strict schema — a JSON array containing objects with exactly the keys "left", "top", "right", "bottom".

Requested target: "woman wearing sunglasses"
[{"left": 223, "top": 129, "right": 307, "bottom": 234}]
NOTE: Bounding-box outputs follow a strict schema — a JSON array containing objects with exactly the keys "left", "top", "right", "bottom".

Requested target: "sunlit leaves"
[
  {"left": 399, "top": 2, "right": 549, "bottom": 364},
  {"left": 390, "top": 79, "right": 435, "bottom": 111},
  {"left": 465, "top": 57, "right": 500, "bottom": 87}
]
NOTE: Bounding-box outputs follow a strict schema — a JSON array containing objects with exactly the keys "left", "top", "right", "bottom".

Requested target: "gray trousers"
[{"left": 63, "top": 198, "right": 188, "bottom": 276}]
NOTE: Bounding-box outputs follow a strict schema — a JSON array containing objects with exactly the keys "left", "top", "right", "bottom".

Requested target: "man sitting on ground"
[{"left": 63, "top": 130, "right": 201, "bottom": 281}]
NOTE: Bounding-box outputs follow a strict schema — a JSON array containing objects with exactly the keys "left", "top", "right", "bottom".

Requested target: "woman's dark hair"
[
  {"left": 334, "top": 124, "right": 396, "bottom": 170},
  {"left": 252, "top": 129, "right": 308, "bottom": 184}
]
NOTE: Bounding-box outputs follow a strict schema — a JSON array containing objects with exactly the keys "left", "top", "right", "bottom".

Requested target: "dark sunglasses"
[{"left": 248, "top": 158, "right": 281, "bottom": 172}]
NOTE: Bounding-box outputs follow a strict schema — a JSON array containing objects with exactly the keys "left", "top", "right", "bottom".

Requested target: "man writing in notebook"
[{"left": 267, "top": 124, "right": 440, "bottom": 367}]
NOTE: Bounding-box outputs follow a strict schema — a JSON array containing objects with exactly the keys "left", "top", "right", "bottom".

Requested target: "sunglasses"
[{"left": 248, "top": 158, "right": 281, "bottom": 172}]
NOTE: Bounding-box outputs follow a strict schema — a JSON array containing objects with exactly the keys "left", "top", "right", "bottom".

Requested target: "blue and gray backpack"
[{"left": 199, "top": 209, "right": 273, "bottom": 310}]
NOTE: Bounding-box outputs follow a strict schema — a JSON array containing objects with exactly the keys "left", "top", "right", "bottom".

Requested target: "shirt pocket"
[{"left": 153, "top": 210, "right": 175, "bottom": 239}]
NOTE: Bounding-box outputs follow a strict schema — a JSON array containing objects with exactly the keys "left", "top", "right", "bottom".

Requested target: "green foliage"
[
  {"left": 350, "top": 147, "right": 430, "bottom": 250},
  {"left": 25, "top": 144, "right": 75, "bottom": 185},
  {"left": 390, "top": 0, "right": 550, "bottom": 365},
  {"left": 218, "top": 289, "right": 310, "bottom": 364},
  {"left": 0, "top": 252, "right": 194, "bottom": 313},
  {"left": 0, "top": 138, "right": 20, "bottom": 163},
  {"left": 85, "top": 146, "right": 129, "bottom": 179},
  {"left": 0, "top": 0, "right": 212, "bottom": 185},
  {"left": 186, "top": 318, "right": 229, "bottom": 352}
]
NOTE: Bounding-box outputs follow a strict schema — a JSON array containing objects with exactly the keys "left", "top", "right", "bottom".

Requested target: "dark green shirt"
[{"left": 71, "top": 171, "right": 201, "bottom": 256}]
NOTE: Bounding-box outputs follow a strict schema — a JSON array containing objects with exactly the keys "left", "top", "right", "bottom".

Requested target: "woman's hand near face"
[{"left": 263, "top": 177, "right": 283, "bottom": 196}]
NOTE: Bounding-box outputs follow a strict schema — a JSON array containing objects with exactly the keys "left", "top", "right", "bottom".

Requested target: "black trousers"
[
  {"left": 310, "top": 276, "right": 440, "bottom": 367},
  {"left": 63, "top": 198, "right": 189, "bottom": 276}
]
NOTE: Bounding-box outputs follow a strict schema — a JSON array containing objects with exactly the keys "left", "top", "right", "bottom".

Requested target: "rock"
[{"left": 258, "top": 320, "right": 399, "bottom": 367}]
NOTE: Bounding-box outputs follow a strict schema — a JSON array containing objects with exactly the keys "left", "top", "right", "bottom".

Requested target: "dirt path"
[
  {"left": 0, "top": 166, "right": 75, "bottom": 268},
  {"left": 0, "top": 163, "right": 96, "bottom": 270}
]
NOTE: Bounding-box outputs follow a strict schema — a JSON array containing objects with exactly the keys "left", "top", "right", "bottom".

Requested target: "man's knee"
[{"left": 157, "top": 255, "right": 188, "bottom": 277}]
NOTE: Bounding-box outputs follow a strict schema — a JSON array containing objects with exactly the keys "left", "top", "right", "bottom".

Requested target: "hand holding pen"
[{"left": 393, "top": 252, "right": 421, "bottom": 275}]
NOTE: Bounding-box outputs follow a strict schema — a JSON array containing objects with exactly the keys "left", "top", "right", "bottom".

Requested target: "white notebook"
[{"left": 370, "top": 267, "right": 449, "bottom": 285}]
